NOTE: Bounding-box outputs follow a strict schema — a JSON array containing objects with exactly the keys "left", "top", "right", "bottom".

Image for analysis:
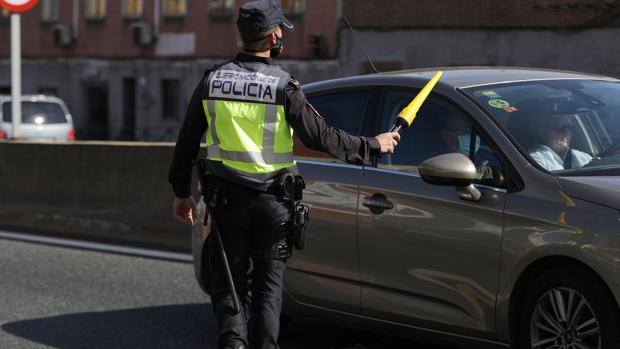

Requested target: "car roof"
[
  {"left": 303, "top": 67, "right": 619, "bottom": 92},
  {"left": 0, "top": 94, "right": 66, "bottom": 104}
]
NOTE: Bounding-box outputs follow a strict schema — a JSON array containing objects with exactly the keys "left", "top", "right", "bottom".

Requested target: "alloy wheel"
[{"left": 530, "top": 287, "right": 601, "bottom": 349}]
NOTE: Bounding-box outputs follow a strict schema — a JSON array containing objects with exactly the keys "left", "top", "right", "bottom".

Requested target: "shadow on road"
[
  {"left": 280, "top": 317, "right": 426, "bottom": 349},
  {"left": 2, "top": 303, "right": 218, "bottom": 349},
  {"left": 3, "top": 304, "right": 438, "bottom": 349}
]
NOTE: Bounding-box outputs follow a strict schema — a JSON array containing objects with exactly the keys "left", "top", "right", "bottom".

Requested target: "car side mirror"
[{"left": 419, "top": 153, "right": 482, "bottom": 202}]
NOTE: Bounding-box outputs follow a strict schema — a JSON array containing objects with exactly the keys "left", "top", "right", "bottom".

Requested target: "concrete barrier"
[{"left": 0, "top": 141, "right": 199, "bottom": 252}]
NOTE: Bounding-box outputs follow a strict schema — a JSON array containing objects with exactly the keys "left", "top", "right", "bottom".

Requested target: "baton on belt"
[
  {"left": 193, "top": 160, "right": 241, "bottom": 314},
  {"left": 390, "top": 71, "right": 443, "bottom": 133}
]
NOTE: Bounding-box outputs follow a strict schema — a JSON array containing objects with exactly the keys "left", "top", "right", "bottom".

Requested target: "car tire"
[{"left": 517, "top": 265, "right": 620, "bottom": 349}]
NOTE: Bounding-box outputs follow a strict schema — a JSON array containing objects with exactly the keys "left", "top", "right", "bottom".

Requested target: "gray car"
[
  {"left": 192, "top": 68, "right": 620, "bottom": 349},
  {"left": 0, "top": 95, "right": 75, "bottom": 141}
]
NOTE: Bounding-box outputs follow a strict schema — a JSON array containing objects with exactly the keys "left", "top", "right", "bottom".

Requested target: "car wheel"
[{"left": 518, "top": 265, "right": 620, "bottom": 349}]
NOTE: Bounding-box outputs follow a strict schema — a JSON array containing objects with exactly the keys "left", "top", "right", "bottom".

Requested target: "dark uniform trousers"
[{"left": 211, "top": 179, "right": 291, "bottom": 349}]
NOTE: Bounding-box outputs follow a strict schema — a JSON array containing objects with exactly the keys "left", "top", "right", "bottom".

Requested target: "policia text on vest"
[{"left": 210, "top": 70, "right": 280, "bottom": 103}]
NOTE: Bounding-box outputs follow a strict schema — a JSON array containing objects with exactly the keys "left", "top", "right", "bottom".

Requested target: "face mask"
[
  {"left": 270, "top": 35, "right": 283, "bottom": 58},
  {"left": 458, "top": 135, "right": 480, "bottom": 156}
]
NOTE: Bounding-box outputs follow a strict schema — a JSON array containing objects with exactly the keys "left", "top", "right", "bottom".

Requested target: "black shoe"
[{"left": 218, "top": 332, "right": 248, "bottom": 349}]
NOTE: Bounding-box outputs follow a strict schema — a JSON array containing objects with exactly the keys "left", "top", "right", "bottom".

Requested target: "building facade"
[
  {"left": 0, "top": 0, "right": 341, "bottom": 141},
  {"left": 3, "top": 0, "right": 620, "bottom": 141},
  {"left": 338, "top": 0, "right": 620, "bottom": 77}
]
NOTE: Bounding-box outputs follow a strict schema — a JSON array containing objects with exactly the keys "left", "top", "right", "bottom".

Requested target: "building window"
[
  {"left": 123, "top": 0, "right": 143, "bottom": 19},
  {"left": 208, "top": 0, "right": 233, "bottom": 19},
  {"left": 281, "top": 0, "right": 305, "bottom": 16},
  {"left": 163, "top": 0, "right": 186, "bottom": 18},
  {"left": 162, "top": 79, "right": 180, "bottom": 120},
  {"left": 85, "top": 0, "right": 107, "bottom": 20},
  {"left": 41, "top": 0, "right": 60, "bottom": 23}
]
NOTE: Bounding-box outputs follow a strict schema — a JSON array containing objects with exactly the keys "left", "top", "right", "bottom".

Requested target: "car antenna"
[{"left": 343, "top": 16, "right": 379, "bottom": 74}]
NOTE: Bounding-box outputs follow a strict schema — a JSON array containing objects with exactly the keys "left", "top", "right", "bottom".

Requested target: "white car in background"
[{"left": 0, "top": 95, "right": 75, "bottom": 141}]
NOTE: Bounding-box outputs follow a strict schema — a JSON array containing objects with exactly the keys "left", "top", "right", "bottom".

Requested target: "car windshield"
[
  {"left": 2, "top": 101, "right": 68, "bottom": 124},
  {"left": 464, "top": 79, "right": 620, "bottom": 176}
]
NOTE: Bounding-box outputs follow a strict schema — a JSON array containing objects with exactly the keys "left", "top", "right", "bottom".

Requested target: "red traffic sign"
[{"left": 0, "top": 0, "right": 38, "bottom": 13}]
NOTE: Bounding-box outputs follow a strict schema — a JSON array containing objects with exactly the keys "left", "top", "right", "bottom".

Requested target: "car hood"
[{"left": 558, "top": 176, "right": 620, "bottom": 210}]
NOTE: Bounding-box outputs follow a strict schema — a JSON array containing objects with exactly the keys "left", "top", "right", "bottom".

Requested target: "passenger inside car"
[
  {"left": 440, "top": 113, "right": 474, "bottom": 156},
  {"left": 439, "top": 113, "right": 505, "bottom": 185},
  {"left": 375, "top": 92, "right": 507, "bottom": 186},
  {"left": 380, "top": 97, "right": 452, "bottom": 167}
]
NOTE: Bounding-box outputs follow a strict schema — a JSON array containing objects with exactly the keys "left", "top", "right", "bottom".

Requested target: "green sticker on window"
[
  {"left": 488, "top": 99, "right": 510, "bottom": 109},
  {"left": 482, "top": 91, "right": 501, "bottom": 98}
]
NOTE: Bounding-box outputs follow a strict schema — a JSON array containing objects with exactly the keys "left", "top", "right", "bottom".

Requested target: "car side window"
[
  {"left": 294, "top": 90, "right": 370, "bottom": 162},
  {"left": 378, "top": 89, "right": 507, "bottom": 188}
]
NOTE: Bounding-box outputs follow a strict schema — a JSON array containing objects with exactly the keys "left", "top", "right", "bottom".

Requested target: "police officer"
[{"left": 168, "top": 1, "right": 400, "bottom": 348}]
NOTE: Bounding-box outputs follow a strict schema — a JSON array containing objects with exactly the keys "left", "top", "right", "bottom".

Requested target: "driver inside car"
[{"left": 529, "top": 113, "right": 593, "bottom": 171}]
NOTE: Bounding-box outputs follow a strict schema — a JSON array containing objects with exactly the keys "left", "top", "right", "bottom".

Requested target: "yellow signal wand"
[{"left": 390, "top": 70, "right": 443, "bottom": 133}]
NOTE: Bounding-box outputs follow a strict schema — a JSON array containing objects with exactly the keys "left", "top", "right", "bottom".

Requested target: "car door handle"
[{"left": 362, "top": 193, "right": 394, "bottom": 215}]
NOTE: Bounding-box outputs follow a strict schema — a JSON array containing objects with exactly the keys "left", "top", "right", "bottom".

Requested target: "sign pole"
[
  {"left": 2, "top": 0, "right": 40, "bottom": 139},
  {"left": 10, "top": 12, "right": 21, "bottom": 139}
]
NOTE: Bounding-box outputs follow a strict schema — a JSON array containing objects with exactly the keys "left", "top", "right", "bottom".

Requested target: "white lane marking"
[{"left": 0, "top": 230, "right": 193, "bottom": 262}]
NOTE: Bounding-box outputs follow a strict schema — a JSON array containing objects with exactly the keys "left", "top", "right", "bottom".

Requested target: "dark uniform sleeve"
[
  {"left": 285, "top": 78, "right": 380, "bottom": 164},
  {"left": 168, "top": 72, "right": 209, "bottom": 198}
]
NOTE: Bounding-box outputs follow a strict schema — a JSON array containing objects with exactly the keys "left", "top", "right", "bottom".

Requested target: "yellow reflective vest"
[{"left": 203, "top": 61, "right": 296, "bottom": 176}]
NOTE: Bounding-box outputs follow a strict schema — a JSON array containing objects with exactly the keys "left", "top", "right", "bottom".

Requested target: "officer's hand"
[
  {"left": 173, "top": 196, "right": 197, "bottom": 225},
  {"left": 374, "top": 132, "right": 401, "bottom": 154}
]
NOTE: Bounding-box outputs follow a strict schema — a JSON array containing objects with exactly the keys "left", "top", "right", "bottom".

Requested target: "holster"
[
  {"left": 202, "top": 173, "right": 221, "bottom": 208},
  {"left": 276, "top": 173, "right": 310, "bottom": 251},
  {"left": 193, "top": 160, "right": 223, "bottom": 226},
  {"left": 291, "top": 203, "right": 309, "bottom": 250}
]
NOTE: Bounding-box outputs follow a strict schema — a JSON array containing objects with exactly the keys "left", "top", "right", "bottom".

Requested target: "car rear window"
[
  {"left": 308, "top": 91, "right": 369, "bottom": 136},
  {"left": 2, "top": 101, "right": 68, "bottom": 124},
  {"left": 294, "top": 90, "right": 370, "bottom": 162}
]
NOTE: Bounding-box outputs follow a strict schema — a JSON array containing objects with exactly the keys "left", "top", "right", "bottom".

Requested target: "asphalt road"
[{"left": 0, "top": 236, "right": 454, "bottom": 349}]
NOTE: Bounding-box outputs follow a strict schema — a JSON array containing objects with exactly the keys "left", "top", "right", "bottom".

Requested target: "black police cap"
[{"left": 237, "top": 0, "right": 294, "bottom": 41}]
